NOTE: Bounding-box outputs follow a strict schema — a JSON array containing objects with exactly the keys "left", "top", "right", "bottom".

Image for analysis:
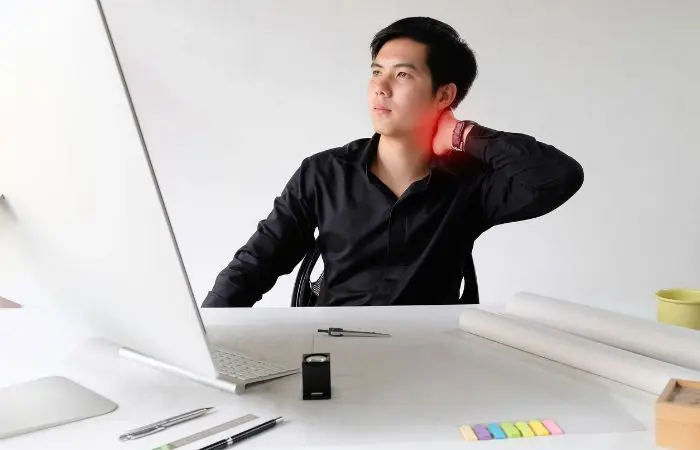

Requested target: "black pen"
[{"left": 198, "top": 417, "right": 283, "bottom": 450}]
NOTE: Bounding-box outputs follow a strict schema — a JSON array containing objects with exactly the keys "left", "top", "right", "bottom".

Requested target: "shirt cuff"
[{"left": 460, "top": 123, "right": 501, "bottom": 162}]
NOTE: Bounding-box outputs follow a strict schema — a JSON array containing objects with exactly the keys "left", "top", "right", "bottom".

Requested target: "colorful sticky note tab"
[
  {"left": 500, "top": 422, "right": 521, "bottom": 438},
  {"left": 459, "top": 425, "right": 478, "bottom": 441},
  {"left": 487, "top": 423, "right": 507, "bottom": 439},
  {"left": 465, "top": 419, "right": 561, "bottom": 440},
  {"left": 542, "top": 419, "right": 564, "bottom": 435},
  {"left": 471, "top": 424, "right": 492, "bottom": 440},
  {"left": 515, "top": 421, "right": 535, "bottom": 437},
  {"left": 528, "top": 420, "right": 550, "bottom": 436}
]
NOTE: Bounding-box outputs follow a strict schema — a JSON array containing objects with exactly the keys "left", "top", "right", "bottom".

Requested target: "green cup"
[{"left": 656, "top": 289, "right": 700, "bottom": 331}]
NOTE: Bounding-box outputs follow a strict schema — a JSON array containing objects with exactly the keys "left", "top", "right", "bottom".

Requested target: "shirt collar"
[
  {"left": 356, "top": 133, "right": 458, "bottom": 182},
  {"left": 358, "top": 133, "right": 379, "bottom": 175}
]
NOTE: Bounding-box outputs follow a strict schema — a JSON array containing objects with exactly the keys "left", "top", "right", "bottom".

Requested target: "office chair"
[{"left": 291, "top": 243, "right": 323, "bottom": 307}]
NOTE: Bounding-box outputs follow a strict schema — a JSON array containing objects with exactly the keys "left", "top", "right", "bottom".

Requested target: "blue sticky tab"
[{"left": 487, "top": 423, "right": 507, "bottom": 439}]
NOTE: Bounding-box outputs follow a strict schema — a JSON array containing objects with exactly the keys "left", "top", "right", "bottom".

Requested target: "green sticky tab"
[
  {"left": 515, "top": 421, "right": 535, "bottom": 437},
  {"left": 500, "top": 422, "right": 521, "bottom": 438}
]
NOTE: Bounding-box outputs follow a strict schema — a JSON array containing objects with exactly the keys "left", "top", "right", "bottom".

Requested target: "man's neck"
[
  {"left": 373, "top": 134, "right": 432, "bottom": 182},
  {"left": 369, "top": 133, "right": 433, "bottom": 198}
]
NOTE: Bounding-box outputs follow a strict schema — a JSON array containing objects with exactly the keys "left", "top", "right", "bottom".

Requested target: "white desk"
[{"left": 0, "top": 305, "right": 662, "bottom": 449}]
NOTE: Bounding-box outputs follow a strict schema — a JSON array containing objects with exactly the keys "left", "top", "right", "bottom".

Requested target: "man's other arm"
[
  {"left": 458, "top": 123, "right": 584, "bottom": 227},
  {"left": 201, "top": 158, "right": 317, "bottom": 307}
]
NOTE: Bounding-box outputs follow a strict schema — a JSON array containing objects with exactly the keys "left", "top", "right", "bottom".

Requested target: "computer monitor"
[{"left": 0, "top": 0, "right": 297, "bottom": 394}]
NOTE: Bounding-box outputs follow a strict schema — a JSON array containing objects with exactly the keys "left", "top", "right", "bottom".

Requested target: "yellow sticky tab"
[
  {"left": 515, "top": 421, "right": 535, "bottom": 437},
  {"left": 500, "top": 422, "right": 521, "bottom": 438},
  {"left": 528, "top": 420, "right": 550, "bottom": 436},
  {"left": 458, "top": 425, "right": 478, "bottom": 441}
]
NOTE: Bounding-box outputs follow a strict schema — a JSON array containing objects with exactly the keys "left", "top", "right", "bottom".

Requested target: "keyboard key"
[{"left": 212, "top": 349, "right": 291, "bottom": 381}]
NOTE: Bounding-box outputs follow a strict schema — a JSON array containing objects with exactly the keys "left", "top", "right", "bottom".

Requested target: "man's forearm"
[
  {"left": 202, "top": 256, "right": 259, "bottom": 307},
  {"left": 200, "top": 158, "right": 317, "bottom": 308},
  {"left": 456, "top": 122, "right": 584, "bottom": 225},
  {"left": 460, "top": 123, "right": 582, "bottom": 189}
]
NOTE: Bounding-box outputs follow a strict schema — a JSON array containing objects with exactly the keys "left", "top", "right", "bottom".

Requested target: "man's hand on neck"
[{"left": 432, "top": 108, "right": 473, "bottom": 155}]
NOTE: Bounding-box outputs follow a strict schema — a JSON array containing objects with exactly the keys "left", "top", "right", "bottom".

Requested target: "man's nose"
[{"left": 374, "top": 78, "right": 391, "bottom": 97}]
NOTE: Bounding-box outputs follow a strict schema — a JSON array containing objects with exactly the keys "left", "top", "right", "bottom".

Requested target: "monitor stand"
[{"left": 118, "top": 346, "right": 244, "bottom": 394}]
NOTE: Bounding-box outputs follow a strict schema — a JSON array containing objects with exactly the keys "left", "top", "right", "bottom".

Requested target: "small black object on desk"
[{"left": 302, "top": 353, "right": 331, "bottom": 400}]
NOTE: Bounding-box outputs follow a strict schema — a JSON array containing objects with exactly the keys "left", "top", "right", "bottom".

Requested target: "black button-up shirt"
[{"left": 202, "top": 123, "right": 583, "bottom": 307}]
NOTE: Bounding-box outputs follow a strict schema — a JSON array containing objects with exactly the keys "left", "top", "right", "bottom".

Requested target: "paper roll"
[
  {"left": 505, "top": 292, "right": 700, "bottom": 371},
  {"left": 458, "top": 308, "right": 700, "bottom": 395}
]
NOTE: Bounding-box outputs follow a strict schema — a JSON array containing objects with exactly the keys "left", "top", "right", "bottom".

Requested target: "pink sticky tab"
[{"left": 542, "top": 419, "right": 563, "bottom": 435}]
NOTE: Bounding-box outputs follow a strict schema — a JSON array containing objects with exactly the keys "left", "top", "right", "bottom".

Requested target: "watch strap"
[{"left": 451, "top": 120, "right": 476, "bottom": 151}]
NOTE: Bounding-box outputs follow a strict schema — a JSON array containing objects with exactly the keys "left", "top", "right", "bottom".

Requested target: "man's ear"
[{"left": 437, "top": 83, "right": 457, "bottom": 109}]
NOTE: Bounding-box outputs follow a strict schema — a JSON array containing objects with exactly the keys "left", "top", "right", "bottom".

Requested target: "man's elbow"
[
  {"left": 529, "top": 156, "right": 584, "bottom": 218},
  {"left": 559, "top": 157, "right": 584, "bottom": 200},
  {"left": 201, "top": 291, "right": 231, "bottom": 308},
  {"left": 201, "top": 289, "right": 256, "bottom": 308}
]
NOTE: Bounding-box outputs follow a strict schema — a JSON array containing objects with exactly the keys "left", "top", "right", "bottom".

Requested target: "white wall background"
[{"left": 2, "top": 0, "right": 699, "bottom": 318}]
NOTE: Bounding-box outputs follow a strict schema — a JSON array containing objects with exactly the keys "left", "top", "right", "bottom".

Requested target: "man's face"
[{"left": 368, "top": 38, "right": 443, "bottom": 139}]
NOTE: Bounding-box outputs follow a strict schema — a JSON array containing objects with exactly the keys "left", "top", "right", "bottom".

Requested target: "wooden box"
[{"left": 656, "top": 379, "right": 700, "bottom": 450}]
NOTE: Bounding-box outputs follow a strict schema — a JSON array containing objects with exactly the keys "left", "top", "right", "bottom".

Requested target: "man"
[{"left": 202, "top": 17, "right": 583, "bottom": 308}]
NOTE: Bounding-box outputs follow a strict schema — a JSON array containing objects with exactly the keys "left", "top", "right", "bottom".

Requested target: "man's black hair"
[{"left": 370, "top": 17, "right": 478, "bottom": 108}]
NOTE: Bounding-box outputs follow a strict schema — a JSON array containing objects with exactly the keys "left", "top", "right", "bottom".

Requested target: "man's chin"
[{"left": 371, "top": 123, "right": 398, "bottom": 137}]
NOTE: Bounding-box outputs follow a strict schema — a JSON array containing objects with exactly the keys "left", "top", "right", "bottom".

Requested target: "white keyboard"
[{"left": 212, "top": 348, "right": 296, "bottom": 382}]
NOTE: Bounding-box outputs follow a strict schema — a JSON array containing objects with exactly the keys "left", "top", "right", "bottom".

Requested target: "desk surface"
[{"left": 0, "top": 305, "right": 662, "bottom": 449}]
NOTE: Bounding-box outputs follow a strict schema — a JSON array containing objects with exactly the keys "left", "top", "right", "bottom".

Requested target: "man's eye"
[
  {"left": 372, "top": 70, "right": 381, "bottom": 76},
  {"left": 397, "top": 72, "right": 411, "bottom": 79}
]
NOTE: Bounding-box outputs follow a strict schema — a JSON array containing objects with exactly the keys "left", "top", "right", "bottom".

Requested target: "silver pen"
[
  {"left": 118, "top": 407, "right": 215, "bottom": 441},
  {"left": 318, "top": 327, "right": 391, "bottom": 337}
]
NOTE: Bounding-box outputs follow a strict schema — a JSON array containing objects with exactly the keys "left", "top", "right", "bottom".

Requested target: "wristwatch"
[{"left": 451, "top": 120, "right": 477, "bottom": 152}]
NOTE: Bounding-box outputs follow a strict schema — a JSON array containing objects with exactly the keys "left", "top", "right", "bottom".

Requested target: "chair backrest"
[{"left": 291, "top": 243, "right": 323, "bottom": 307}]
